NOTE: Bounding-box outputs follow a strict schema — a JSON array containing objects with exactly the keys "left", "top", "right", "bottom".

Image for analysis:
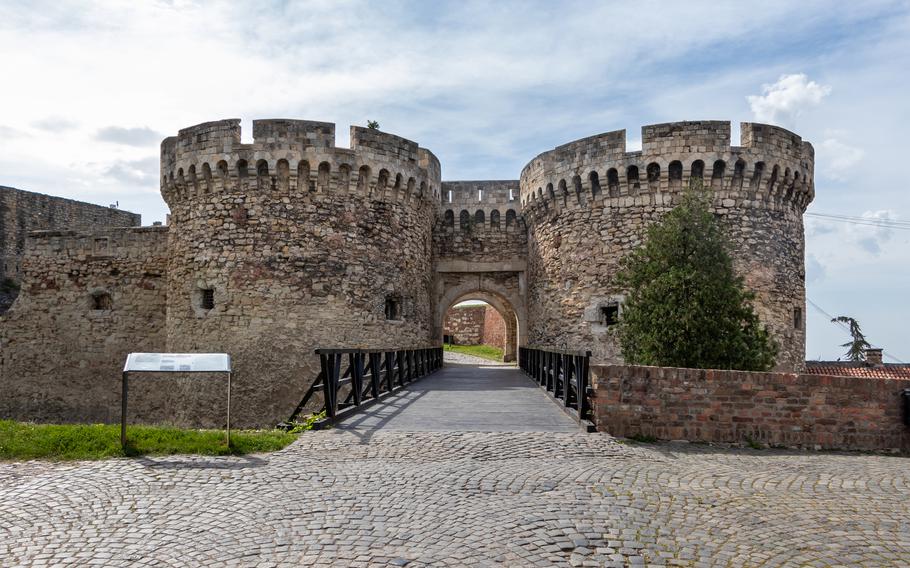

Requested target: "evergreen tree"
[
  {"left": 831, "top": 315, "right": 870, "bottom": 361},
  {"left": 616, "top": 182, "right": 777, "bottom": 371}
]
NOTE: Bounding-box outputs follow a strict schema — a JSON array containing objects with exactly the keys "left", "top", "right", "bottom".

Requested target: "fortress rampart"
[
  {"left": 0, "top": 118, "right": 814, "bottom": 427},
  {"left": 0, "top": 226, "right": 168, "bottom": 422},
  {"left": 0, "top": 186, "right": 140, "bottom": 287},
  {"left": 520, "top": 121, "right": 813, "bottom": 370}
]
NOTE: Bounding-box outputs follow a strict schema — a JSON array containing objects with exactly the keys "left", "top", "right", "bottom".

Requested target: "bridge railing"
[
  {"left": 288, "top": 346, "right": 443, "bottom": 427},
  {"left": 519, "top": 346, "right": 592, "bottom": 421}
]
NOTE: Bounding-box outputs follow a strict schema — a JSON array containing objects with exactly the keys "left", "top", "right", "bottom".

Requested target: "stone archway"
[{"left": 435, "top": 276, "right": 526, "bottom": 362}]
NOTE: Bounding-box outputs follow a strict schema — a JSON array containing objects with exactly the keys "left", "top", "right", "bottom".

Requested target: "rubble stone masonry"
[
  {"left": 444, "top": 305, "right": 486, "bottom": 344},
  {"left": 157, "top": 119, "right": 441, "bottom": 426},
  {"left": 521, "top": 122, "right": 812, "bottom": 371},
  {"left": 0, "top": 227, "right": 167, "bottom": 423},
  {"left": 0, "top": 119, "right": 815, "bottom": 427},
  {"left": 0, "top": 186, "right": 140, "bottom": 295},
  {"left": 443, "top": 304, "right": 507, "bottom": 350}
]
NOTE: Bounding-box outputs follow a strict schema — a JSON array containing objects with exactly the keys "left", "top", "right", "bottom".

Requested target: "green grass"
[
  {"left": 0, "top": 420, "right": 297, "bottom": 461},
  {"left": 444, "top": 343, "right": 505, "bottom": 362}
]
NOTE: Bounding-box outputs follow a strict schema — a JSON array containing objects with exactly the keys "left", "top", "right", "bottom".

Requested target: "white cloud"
[
  {"left": 854, "top": 210, "right": 896, "bottom": 255},
  {"left": 96, "top": 126, "right": 162, "bottom": 147},
  {"left": 747, "top": 74, "right": 831, "bottom": 126},
  {"left": 819, "top": 138, "right": 865, "bottom": 181},
  {"left": 31, "top": 116, "right": 79, "bottom": 132},
  {"left": 102, "top": 156, "right": 159, "bottom": 187},
  {"left": 0, "top": 125, "right": 28, "bottom": 138},
  {"left": 805, "top": 253, "right": 826, "bottom": 283}
]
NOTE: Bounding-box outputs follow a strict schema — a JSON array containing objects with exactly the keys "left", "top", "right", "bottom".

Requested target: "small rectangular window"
[
  {"left": 385, "top": 297, "right": 401, "bottom": 320},
  {"left": 793, "top": 307, "right": 802, "bottom": 329},
  {"left": 92, "top": 292, "right": 112, "bottom": 311},
  {"left": 201, "top": 288, "right": 215, "bottom": 310},
  {"left": 601, "top": 304, "right": 619, "bottom": 326}
]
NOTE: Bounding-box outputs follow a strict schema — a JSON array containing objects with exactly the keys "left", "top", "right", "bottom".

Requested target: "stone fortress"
[{"left": 0, "top": 119, "right": 814, "bottom": 427}]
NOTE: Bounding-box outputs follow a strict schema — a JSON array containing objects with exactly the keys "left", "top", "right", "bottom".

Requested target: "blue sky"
[{"left": 1, "top": 0, "right": 908, "bottom": 361}]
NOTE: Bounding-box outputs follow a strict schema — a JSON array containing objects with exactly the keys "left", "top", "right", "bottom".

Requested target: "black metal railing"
[
  {"left": 288, "top": 346, "right": 443, "bottom": 426},
  {"left": 519, "top": 346, "right": 592, "bottom": 421}
]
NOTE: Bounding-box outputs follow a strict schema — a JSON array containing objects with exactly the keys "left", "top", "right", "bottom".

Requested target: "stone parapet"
[{"left": 160, "top": 119, "right": 442, "bottom": 209}]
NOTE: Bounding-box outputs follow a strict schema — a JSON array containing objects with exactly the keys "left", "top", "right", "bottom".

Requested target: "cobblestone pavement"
[
  {"left": 3, "top": 429, "right": 910, "bottom": 567},
  {"left": 442, "top": 350, "right": 513, "bottom": 367}
]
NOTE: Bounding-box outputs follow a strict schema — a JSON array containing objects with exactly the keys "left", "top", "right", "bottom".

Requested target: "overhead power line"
[
  {"left": 805, "top": 212, "right": 910, "bottom": 230},
  {"left": 807, "top": 212, "right": 910, "bottom": 226},
  {"left": 806, "top": 297, "right": 905, "bottom": 364}
]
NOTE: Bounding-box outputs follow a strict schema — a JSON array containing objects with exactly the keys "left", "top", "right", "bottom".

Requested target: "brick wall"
[
  {"left": 482, "top": 305, "right": 506, "bottom": 349},
  {"left": 591, "top": 364, "right": 910, "bottom": 452}
]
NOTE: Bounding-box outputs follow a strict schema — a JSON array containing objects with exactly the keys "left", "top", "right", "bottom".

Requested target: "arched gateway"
[{"left": 433, "top": 181, "right": 527, "bottom": 362}]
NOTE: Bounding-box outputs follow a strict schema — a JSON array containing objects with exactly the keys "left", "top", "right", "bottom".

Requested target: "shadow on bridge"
[{"left": 335, "top": 362, "right": 580, "bottom": 433}]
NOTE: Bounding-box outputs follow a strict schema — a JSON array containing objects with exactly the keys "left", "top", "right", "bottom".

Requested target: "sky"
[{"left": 1, "top": 0, "right": 908, "bottom": 361}]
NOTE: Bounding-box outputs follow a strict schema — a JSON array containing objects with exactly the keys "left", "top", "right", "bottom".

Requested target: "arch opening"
[{"left": 441, "top": 296, "right": 520, "bottom": 363}]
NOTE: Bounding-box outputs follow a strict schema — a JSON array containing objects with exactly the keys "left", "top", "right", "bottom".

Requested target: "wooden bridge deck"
[{"left": 334, "top": 359, "right": 581, "bottom": 432}]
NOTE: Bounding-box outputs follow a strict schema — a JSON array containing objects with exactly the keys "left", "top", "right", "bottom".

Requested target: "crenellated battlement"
[
  {"left": 441, "top": 181, "right": 521, "bottom": 209},
  {"left": 160, "top": 118, "right": 442, "bottom": 208},
  {"left": 519, "top": 121, "right": 815, "bottom": 218},
  {"left": 438, "top": 181, "right": 524, "bottom": 233}
]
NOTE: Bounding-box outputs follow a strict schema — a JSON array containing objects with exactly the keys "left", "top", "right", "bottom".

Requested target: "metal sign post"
[{"left": 121, "top": 353, "right": 233, "bottom": 449}]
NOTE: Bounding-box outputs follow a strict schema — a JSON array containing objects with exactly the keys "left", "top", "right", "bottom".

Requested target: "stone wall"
[
  {"left": 435, "top": 181, "right": 525, "bottom": 265},
  {"left": 159, "top": 119, "right": 440, "bottom": 427},
  {"left": 444, "top": 305, "right": 486, "bottom": 344},
  {"left": 0, "top": 226, "right": 168, "bottom": 423},
  {"left": 591, "top": 364, "right": 910, "bottom": 452},
  {"left": 521, "top": 122, "right": 812, "bottom": 371},
  {"left": 0, "top": 186, "right": 140, "bottom": 310},
  {"left": 0, "top": 117, "right": 817, "bottom": 427}
]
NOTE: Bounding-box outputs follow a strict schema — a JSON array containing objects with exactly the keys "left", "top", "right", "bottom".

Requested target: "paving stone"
[{"left": 2, "top": 427, "right": 910, "bottom": 566}]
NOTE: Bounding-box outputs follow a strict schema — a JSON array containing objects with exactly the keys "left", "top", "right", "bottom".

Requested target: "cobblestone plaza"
[{"left": 2, "top": 361, "right": 909, "bottom": 567}]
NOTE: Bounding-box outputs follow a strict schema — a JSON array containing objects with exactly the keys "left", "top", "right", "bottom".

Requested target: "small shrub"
[
  {"left": 628, "top": 433, "right": 658, "bottom": 444},
  {"left": 289, "top": 411, "right": 327, "bottom": 434}
]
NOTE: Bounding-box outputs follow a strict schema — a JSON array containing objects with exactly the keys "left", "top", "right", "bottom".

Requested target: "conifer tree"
[
  {"left": 831, "top": 315, "right": 870, "bottom": 362},
  {"left": 616, "top": 181, "right": 777, "bottom": 371}
]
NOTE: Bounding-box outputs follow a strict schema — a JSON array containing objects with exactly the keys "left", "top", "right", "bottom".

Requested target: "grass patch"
[
  {"left": 0, "top": 420, "right": 297, "bottom": 461},
  {"left": 444, "top": 343, "right": 504, "bottom": 362}
]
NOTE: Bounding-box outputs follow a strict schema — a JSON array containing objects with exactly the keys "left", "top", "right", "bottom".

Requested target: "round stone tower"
[
  {"left": 519, "top": 121, "right": 813, "bottom": 371},
  {"left": 160, "top": 119, "right": 440, "bottom": 426}
]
